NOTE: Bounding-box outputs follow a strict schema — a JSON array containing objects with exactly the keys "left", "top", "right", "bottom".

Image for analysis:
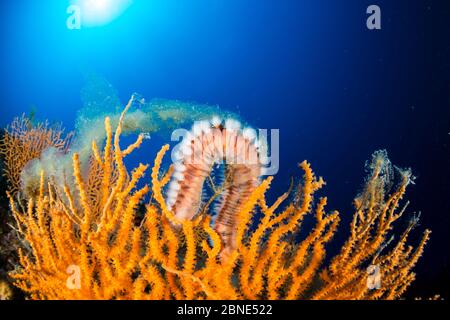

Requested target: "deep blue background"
[{"left": 1, "top": 0, "right": 449, "bottom": 298}]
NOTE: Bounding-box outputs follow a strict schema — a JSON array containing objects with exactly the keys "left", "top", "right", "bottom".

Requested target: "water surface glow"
[{"left": 71, "top": 0, "right": 133, "bottom": 27}]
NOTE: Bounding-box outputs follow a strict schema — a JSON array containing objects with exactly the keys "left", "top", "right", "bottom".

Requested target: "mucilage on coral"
[{"left": 1, "top": 96, "right": 430, "bottom": 300}]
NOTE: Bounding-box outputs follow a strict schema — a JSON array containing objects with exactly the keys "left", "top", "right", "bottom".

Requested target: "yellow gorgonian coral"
[
  {"left": 313, "top": 151, "right": 431, "bottom": 299},
  {"left": 0, "top": 115, "right": 73, "bottom": 196},
  {"left": 7, "top": 100, "right": 430, "bottom": 300}
]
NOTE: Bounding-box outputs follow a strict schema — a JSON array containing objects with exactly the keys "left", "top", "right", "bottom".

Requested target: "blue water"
[{"left": 1, "top": 0, "right": 449, "bottom": 297}]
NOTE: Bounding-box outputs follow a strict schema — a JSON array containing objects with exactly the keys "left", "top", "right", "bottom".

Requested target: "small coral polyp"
[{"left": 3, "top": 96, "right": 429, "bottom": 300}]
